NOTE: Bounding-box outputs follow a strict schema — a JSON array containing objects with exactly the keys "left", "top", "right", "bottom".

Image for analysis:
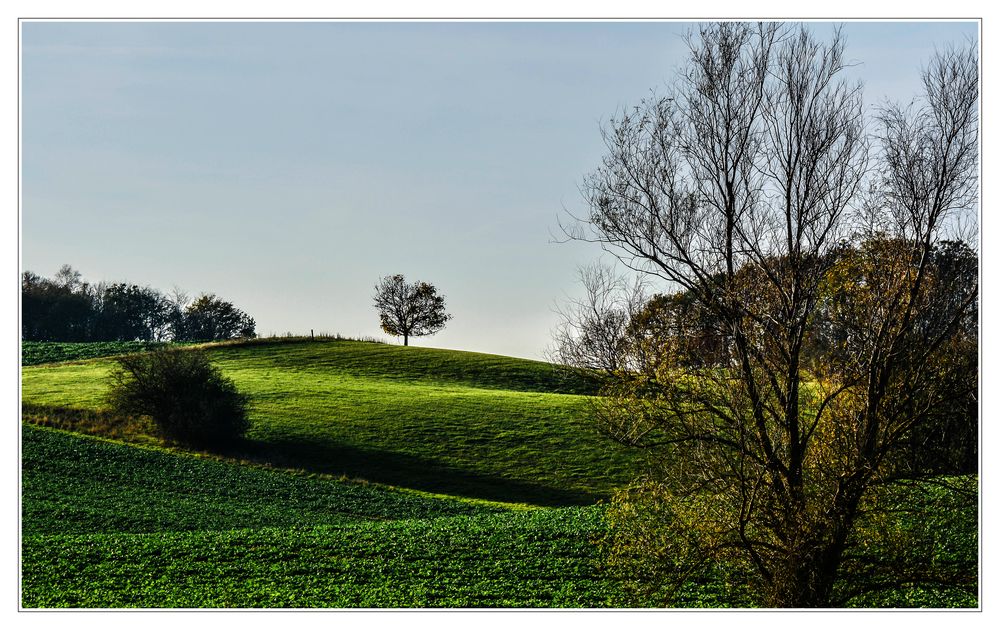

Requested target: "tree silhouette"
[{"left": 373, "top": 274, "right": 452, "bottom": 346}]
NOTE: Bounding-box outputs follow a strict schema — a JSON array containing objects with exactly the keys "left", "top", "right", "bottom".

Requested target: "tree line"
[{"left": 22, "top": 265, "right": 256, "bottom": 342}]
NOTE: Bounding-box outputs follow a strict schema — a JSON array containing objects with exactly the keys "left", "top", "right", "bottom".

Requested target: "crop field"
[
  {"left": 19, "top": 428, "right": 734, "bottom": 609},
  {"left": 22, "top": 425, "right": 637, "bottom": 608},
  {"left": 23, "top": 505, "right": 620, "bottom": 608},
  {"left": 21, "top": 341, "right": 171, "bottom": 366},
  {"left": 20, "top": 338, "right": 978, "bottom": 608},
  {"left": 22, "top": 425, "right": 509, "bottom": 536}
]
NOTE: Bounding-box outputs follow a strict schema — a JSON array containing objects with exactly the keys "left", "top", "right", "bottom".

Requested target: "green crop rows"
[
  {"left": 22, "top": 425, "right": 508, "bottom": 537},
  {"left": 22, "top": 508, "right": 622, "bottom": 608},
  {"left": 22, "top": 426, "right": 973, "bottom": 608},
  {"left": 22, "top": 341, "right": 170, "bottom": 366},
  {"left": 20, "top": 339, "right": 978, "bottom": 608},
  {"left": 22, "top": 425, "right": 631, "bottom": 608}
]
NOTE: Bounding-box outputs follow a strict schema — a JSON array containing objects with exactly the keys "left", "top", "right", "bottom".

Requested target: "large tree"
[
  {"left": 21, "top": 268, "right": 95, "bottom": 341},
  {"left": 373, "top": 274, "right": 452, "bottom": 346},
  {"left": 559, "top": 23, "right": 978, "bottom": 607},
  {"left": 93, "top": 282, "right": 176, "bottom": 342},
  {"left": 181, "top": 294, "right": 257, "bottom": 341}
]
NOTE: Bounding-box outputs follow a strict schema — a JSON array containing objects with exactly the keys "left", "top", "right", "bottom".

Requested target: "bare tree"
[
  {"left": 169, "top": 286, "right": 190, "bottom": 311},
  {"left": 373, "top": 274, "right": 452, "bottom": 346},
  {"left": 562, "top": 23, "right": 977, "bottom": 607},
  {"left": 53, "top": 264, "right": 84, "bottom": 291},
  {"left": 547, "top": 263, "right": 647, "bottom": 374}
]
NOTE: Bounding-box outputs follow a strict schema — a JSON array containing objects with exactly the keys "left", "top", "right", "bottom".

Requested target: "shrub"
[{"left": 106, "top": 348, "right": 250, "bottom": 447}]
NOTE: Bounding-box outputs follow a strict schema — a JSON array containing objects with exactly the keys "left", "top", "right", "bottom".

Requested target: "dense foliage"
[
  {"left": 106, "top": 348, "right": 251, "bottom": 447},
  {"left": 22, "top": 265, "right": 256, "bottom": 342},
  {"left": 617, "top": 238, "right": 978, "bottom": 476},
  {"left": 177, "top": 294, "right": 257, "bottom": 341},
  {"left": 601, "top": 476, "right": 978, "bottom": 608}
]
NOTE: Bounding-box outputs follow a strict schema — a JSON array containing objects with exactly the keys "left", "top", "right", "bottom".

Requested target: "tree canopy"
[{"left": 373, "top": 274, "right": 452, "bottom": 347}]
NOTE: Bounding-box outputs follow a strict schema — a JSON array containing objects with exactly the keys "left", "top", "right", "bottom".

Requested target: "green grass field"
[
  {"left": 20, "top": 338, "right": 978, "bottom": 608},
  {"left": 22, "top": 338, "right": 639, "bottom": 505},
  {"left": 20, "top": 338, "right": 645, "bottom": 607}
]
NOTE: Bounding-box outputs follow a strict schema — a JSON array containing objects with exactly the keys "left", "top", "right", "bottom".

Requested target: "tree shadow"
[
  {"left": 22, "top": 403, "right": 605, "bottom": 507},
  {"left": 231, "top": 436, "right": 602, "bottom": 507}
]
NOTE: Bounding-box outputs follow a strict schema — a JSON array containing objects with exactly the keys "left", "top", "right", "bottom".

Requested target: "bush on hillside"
[{"left": 106, "top": 348, "right": 250, "bottom": 447}]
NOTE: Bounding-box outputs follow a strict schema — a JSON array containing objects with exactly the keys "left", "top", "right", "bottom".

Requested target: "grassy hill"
[
  {"left": 22, "top": 338, "right": 643, "bottom": 505},
  {"left": 19, "top": 339, "right": 656, "bottom": 607},
  {"left": 20, "top": 338, "right": 977, "bottom": 608}
]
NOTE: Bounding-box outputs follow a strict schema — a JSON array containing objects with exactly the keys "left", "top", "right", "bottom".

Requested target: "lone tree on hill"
[{"left": 373, "top": 274, "right": 452, "bottom": 346}]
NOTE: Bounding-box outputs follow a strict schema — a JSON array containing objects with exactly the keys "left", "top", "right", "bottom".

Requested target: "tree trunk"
[
  {"left": 403, "top": 333, "right": 408, "bottom": 346},
  {"left": 769, "top": 551, "right": 839, "bottom": 606},
  {"left": 767, "top": 515, "right": 855, "bottom": 607}
]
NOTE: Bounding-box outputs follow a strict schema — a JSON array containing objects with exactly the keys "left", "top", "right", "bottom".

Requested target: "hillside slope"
[{"left": 22, "top": 339, "right": 644, "bottom": 505}]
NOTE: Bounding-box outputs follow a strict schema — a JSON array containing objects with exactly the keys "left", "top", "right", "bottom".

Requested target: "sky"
[{"left": 20, "top": 20, "right": 979, "bottom": 359}]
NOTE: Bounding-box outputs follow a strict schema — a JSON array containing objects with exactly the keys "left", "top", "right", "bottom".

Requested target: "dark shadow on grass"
[
  {"left": 230, "top": 436, "right": 602, "bottom": 507},
  {"left": 23, "top": 403, "right": 605, "bottom": 507}
]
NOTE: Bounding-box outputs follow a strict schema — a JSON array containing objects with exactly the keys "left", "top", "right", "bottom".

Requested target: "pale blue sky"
[{"left": 20, "top": 20, "right": 978, "bottom": 359}]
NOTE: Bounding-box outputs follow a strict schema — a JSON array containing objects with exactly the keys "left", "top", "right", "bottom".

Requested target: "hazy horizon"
[{"left": 21, "top": 20, "right": 979, "bottom": 359}]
